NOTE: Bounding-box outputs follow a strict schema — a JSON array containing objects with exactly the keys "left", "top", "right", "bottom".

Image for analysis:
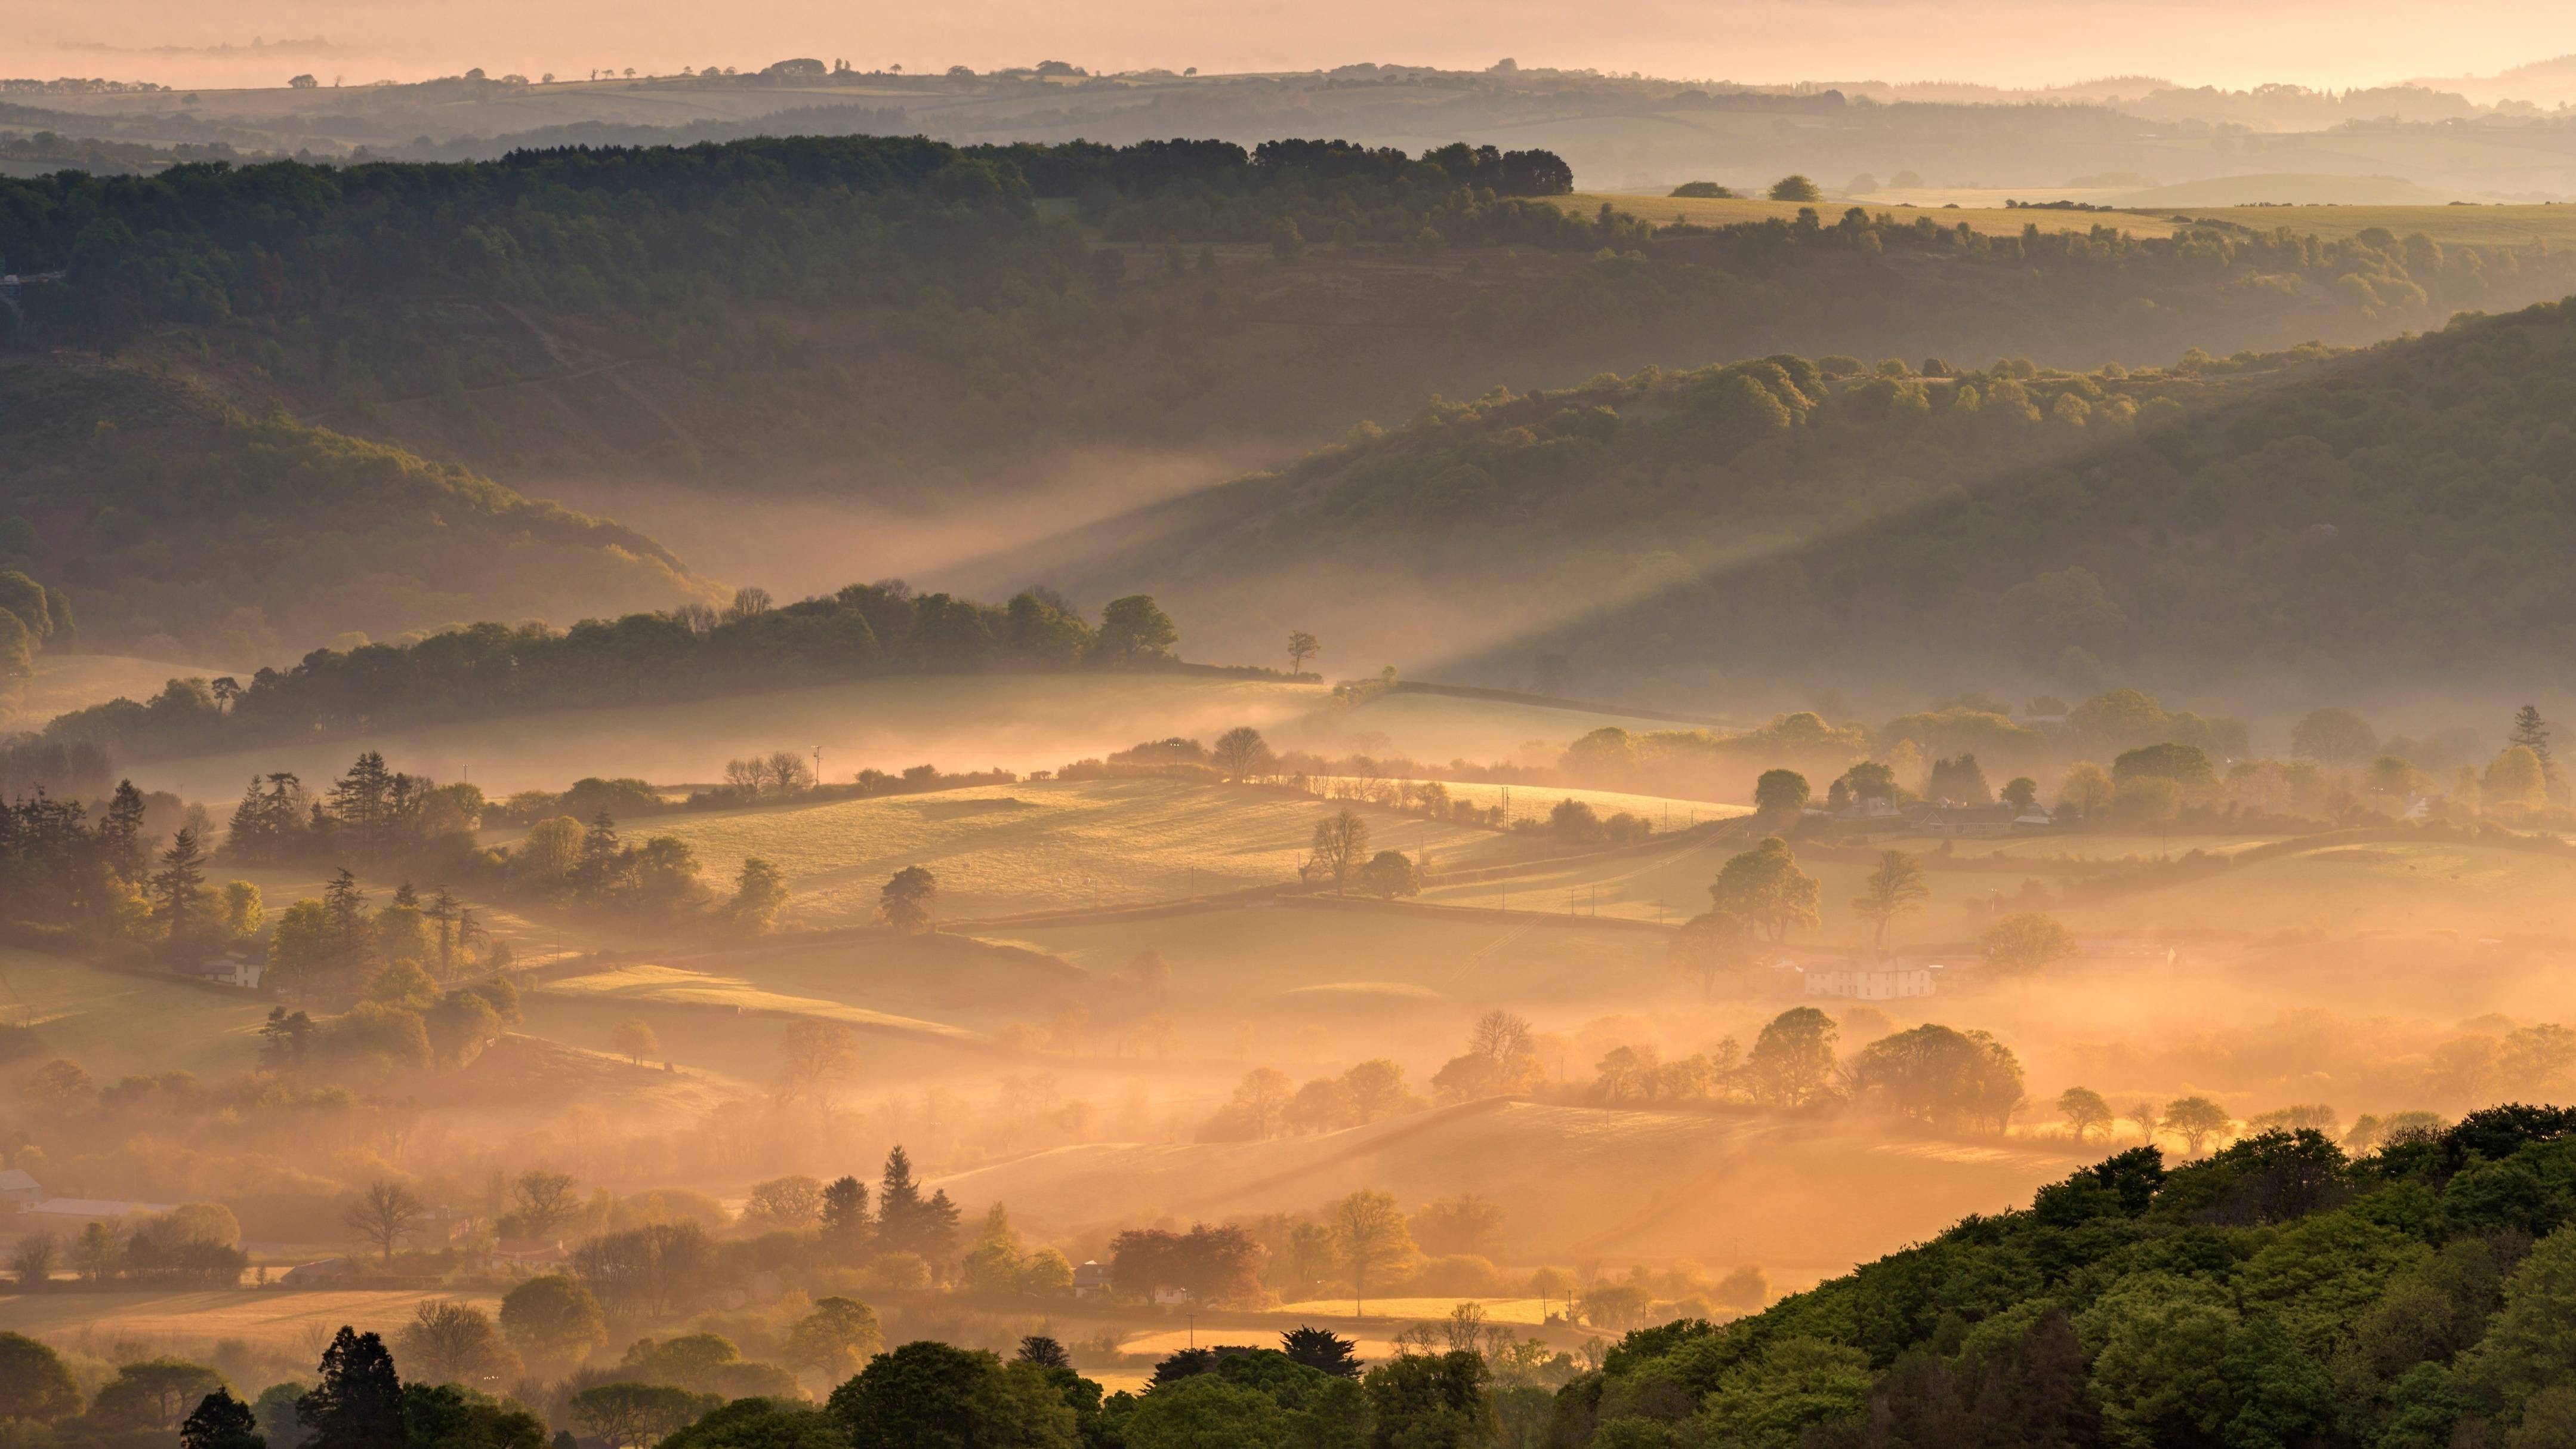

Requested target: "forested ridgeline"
[
  {"left": 0, "top": 357, "right": 711, "bottom": 661},
  {"left": 33, "top": 587, "right": 1190, "bottom": 760},
  {"left": 2, "top": 133, "right": 2563, "bottom": 504},
  {"left": 1554, "top": 1109, "right": 2576, "bottom": 1449},
  {"left": 1042, "top": 300, "right": 2576, "bottom": 693}
]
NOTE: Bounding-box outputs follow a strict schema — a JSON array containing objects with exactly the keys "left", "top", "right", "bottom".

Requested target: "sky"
[{"left": 8, "top": 0, "right": 2576, "bottom": 94}]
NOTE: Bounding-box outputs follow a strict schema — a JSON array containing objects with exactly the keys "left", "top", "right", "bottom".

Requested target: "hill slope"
[
  {"left": 1564, "top": 1110, "right": 2576, "bottom": 1449},
  {"left": 0, "top": 357, "right": 713, "bottom": 658},
  {"left": 991, "top": 300, "right": 2576, "bottom": 702}
]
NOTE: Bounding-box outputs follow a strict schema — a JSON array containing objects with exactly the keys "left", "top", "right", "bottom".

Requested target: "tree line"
[{"left": 38, "top": 587, "right": 1183, "bottom": 758}]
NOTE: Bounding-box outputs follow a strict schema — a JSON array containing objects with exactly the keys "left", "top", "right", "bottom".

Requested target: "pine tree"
[
  {"left": 228, "top": 778, "right": 268, "bottom": 859},
  {"left": 322, "top": 868, "right": 373, "bottom": 976},
  {"left": 180, "top": 1386, "right": 264, "bottom": 1449},
  {"left": 295, "top": 1327, "right": 405, "bottom": 1449},
  {"left": 573, "top": 812, "right": 627, "bottom": 905},
  {"left": 149, "top": 827, "right": 209, "bottom": 958},
  {"left": 99, "top": 779, "right": 148, "bottom": 884},
  {"left": 2512, "top": 705, "right": 2555, "bottom": 781},
  {"left": 425, "top": 886, "right": 459, "bottom": 974},
  {"left": 328, "top": 753, "right": 399, "bottom": 862},
  {"left": 877, "top": 1146, "right": 924, "bottom": 1254}
]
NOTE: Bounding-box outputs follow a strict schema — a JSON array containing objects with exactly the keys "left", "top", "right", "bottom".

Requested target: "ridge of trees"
[
  {"left": 35, "top": 587, "right": 1188, "bottom": 759},
  {"left": 1089, "top": 301, "right": 2576, "bottom": 689}
]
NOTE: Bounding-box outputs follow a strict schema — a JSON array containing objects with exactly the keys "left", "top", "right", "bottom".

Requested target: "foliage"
[{"left": 1577, "top": 1107, "right": 2576, "bottom": 1449}]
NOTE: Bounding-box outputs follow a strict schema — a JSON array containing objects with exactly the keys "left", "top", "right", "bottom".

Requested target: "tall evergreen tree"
[
  {"left": 99, "top": 779, "right": 148, "bottom": 884},
  {"left": 877, "top": 1146, "right": 924, "bottom": 1254},
  {"left": 322, "top": 869, "right": 373, "bottom": 976},
  {"left": 2512, "top": 704, "right": 2556, "bottom": 781},
  {"left": 149, "top": 827, "right": 209, "bottom": 958},
  {"left": 180, "top": 1388, "right": 266, "bottom": 1449},
  {"left": 295, "top": 1327, "right": 405, "bottom": 1449}
]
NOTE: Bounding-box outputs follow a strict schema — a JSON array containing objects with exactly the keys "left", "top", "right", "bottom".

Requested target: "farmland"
[
  {"left": 932, "top": 1099, "right": 2078, "bottom": 1288},
  {"left": 0, "top": 947, "right": 272, "bottom": 1079},
  {"left": 617, "top": 777, "right": 1514, "bottom": 926},
  {"left": 1571, "top": 190, "right": 2576, "bottom": 249}
]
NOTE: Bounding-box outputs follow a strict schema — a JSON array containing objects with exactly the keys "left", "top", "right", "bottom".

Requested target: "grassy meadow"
[
  {"left": 615, "top": 778, "right": 1514, "bottom": 926},
  {"left": 0, "top": 947, "right": 273, "bottom": 1079}
]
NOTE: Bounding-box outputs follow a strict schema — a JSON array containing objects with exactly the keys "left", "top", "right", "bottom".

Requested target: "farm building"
[
  {"left": 1072, "top": 1259, "right": 1111, "bottom": 1298},
  {"left": 1801, "top": 962, "right": 1938, "bottom": 1000}
]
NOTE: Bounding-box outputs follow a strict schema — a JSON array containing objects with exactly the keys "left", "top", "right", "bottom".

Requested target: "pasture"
[
  {"left": 1571, "top": 190, "right": 2576, "bottom": 249},
  {"left": 5, "top": 652, "right": 246, "bottom": 730},
  {"left": 611, "top": 778, "right": 1513, "bottom": 926},
  {"left": 0, "top": 1286, "right": 505, "bottom": 1360},
  {"left": 0, "top": 947, "right": 272, "bottom": 1079}
]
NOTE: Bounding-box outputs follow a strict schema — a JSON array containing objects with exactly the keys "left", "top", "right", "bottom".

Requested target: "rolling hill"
[
  {"left": 0, "top": 357, "right": 715, "bottom": 661},
  {"left": 14, "top": 134, "right": 2574, "bottom": 644},
  {"left": 980, "top": 298, "right": 2576, "bottom": 704}
]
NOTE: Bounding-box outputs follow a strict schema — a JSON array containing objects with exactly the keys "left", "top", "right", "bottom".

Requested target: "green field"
[
  {"left": 1336, "top": 691, "right": 1747, "bottom": 765},
  {"left": 0, "top": 947, "right": 272, "bottom": 1079},
  {"left": 1572, "top": 190, "right": 2576, "bottom": 249},
  {"left": 1563, "top": 193, "right": 2189, "bottom": 238},
  {"left": 4, "top": 652, "right": 247, "bottom": 731},
  {"left": 0, "top": 1286, "right": 504, "bottom": 1358},
  {"left": 615, "top": 778, "right": 1514, "bottom": 926}
]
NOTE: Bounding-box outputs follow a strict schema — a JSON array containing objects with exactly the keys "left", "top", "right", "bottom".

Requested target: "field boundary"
[{"left": 1385, "top": 680, "right": 1740, "bottom": 729}]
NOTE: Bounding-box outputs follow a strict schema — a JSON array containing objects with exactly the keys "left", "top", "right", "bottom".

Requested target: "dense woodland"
[{"left": 1054, "top": 297, "right": 2576, "bottom": 693}]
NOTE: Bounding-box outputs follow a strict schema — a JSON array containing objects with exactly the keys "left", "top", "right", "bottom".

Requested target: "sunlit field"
[{"left": 620, "top": 777, "right": 1514, "bottom": 926}]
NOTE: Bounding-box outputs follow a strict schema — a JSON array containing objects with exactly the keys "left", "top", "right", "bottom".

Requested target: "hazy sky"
[{"left": 9, "top": 0, "right": 2576, "bottom": 93}]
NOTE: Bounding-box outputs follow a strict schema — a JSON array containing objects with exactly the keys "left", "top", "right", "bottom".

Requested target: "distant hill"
[
  {"left": 986, "top": 297, "right": 2576, "bottom": 701},
  {"left": 2108, "top": 172, "right": 2472, "bottom": 206},
  {"left": 0, "top": 357, "right": 714, "bottom": 661}
]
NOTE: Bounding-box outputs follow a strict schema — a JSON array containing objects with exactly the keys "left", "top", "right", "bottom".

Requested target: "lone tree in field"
[
  {"left": 1769, "top": 174, "right": 1822, "bottom": 201},
  {"left": 1747, "top": 1006, "right": 1840, "bottom": 1106},
  {"left": 1852, "top": 850, "right": 1930, "bottom": 955},
  {"left": 1668, "top": 909, "right": 1751, "bottom": 997},
  {"left": 1287, "top": 631, "right": 1319, "bottom": 675},
  {"left": 2056, "top": 1086, "right": 2114, "bottom": 1143},
  {"left": 610, "top": 1019, "right": 658, "bottom": 1065},
  {"left": 880, "top": 865, "right": 938, "bottom": 931},
  {"left": 1982, "top": 910, "right": 2077, "bottom": 978},
  {"left": 1710, "top": 837, "right": 1821, "bottom": 941},
  {"left": 343, "top": 1179, "right": 424, "bottom": 1263},
  {"left": 1356, "top": 850, "right": 1422, "bottom": 900},
  {"left": 1213, "top": 726, "right": 1274, "bottom": 781},
  {"left": 1328, "top": 1188, "right": 1415, "bottom": 1318},
  {"left": 2162, "top": 1096, "right": 2233, "bottom": 1156},
  {"left": 1309, "top": 810, "right": 1370, "bottom": 894},
  {"left": 1753, "top": 769, "right": 1810, "bottom": 816}
]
